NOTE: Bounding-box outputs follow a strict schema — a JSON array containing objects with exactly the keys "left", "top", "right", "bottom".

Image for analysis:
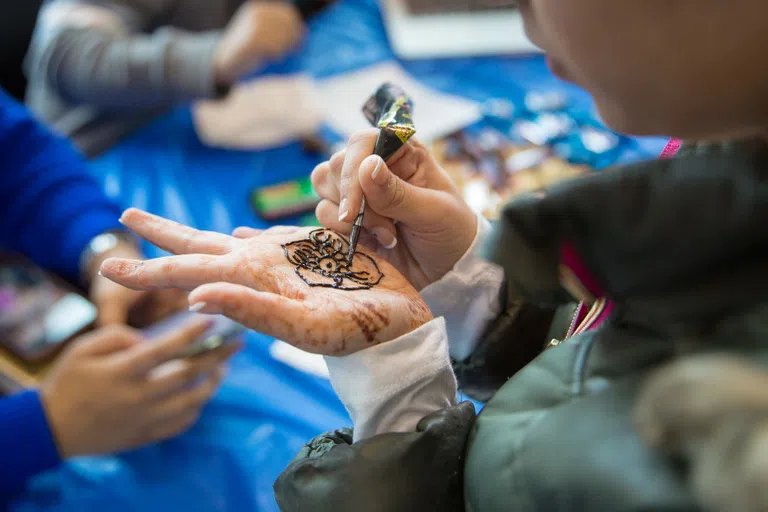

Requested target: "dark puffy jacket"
[{"left": 275, "top": 139, "right": 768, "bottom": 512}]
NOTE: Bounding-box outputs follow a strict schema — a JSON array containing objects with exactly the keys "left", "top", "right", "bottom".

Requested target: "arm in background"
[
  {"left": 25, "top": 0, "right": 226, "bottom": 109},
  {"left": 0, "top": 391, "right": 61, "bottom": 502},
  {"left": 0, "top": 88, "right": 121, "bottom": 282}
]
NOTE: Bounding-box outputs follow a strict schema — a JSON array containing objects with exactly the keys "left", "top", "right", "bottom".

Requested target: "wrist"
[{"left": 40, "top": 385, "right": 77, "bottom": 459}]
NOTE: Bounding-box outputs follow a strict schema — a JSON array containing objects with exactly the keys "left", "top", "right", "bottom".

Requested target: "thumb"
[{"left": 359, "top": 155, "right": 438, "bottom": 226}]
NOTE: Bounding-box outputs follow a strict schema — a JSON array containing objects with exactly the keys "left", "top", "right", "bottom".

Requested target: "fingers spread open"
[
  {"left": 120, "top": 208, "right": 233, "bottom": 255},
  {"left": 100, "top": 254, "right": 227, "bottom": 291}
]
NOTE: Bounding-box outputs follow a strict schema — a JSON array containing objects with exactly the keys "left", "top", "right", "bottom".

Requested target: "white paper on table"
[
  {"left": 193, "top": 74, "right": 325, "bottom": 150},
  {"left": 315, "top": 61, "right": 482, "bottom": 143}
]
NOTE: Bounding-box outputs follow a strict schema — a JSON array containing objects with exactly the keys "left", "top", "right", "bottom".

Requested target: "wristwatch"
[{"left": 79, "top": 230, "right": 137, "bottom": 285}]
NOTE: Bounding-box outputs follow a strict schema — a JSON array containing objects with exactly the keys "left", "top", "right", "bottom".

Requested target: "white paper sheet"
[{"left": 315, "top": 61, "right": 482, "bottom": 143}]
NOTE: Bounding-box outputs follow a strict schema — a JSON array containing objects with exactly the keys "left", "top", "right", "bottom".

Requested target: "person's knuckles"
[
  {"left": 328, "top": 149, "right": 346, "bottom": 174},
  {"left": 315, "top": 200, "right": 350, "bottom": 231},
  {"left": 187, "top": 354, "right": 228, "bottom": 378},
  {"left": 312, "top": 171, "right": 340, "bottom": 202},
  {"left": 340, "top": 130, "right": 378, "bottom": 192},
  {"left": 379, "top": 168, "right": 408, "bottom": 212},
  {"left": 311, "top": 161, "right": 330, "bottom": 188},
  {"left": 84, "top": 325, "right": 138, "bottom": 355},
  {"left": 346, "top": 129, "right": 379, "bottom": 149}
]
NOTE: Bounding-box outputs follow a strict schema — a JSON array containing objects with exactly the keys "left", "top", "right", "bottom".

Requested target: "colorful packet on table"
[{"left": 250, "top": 176, "right": 320, "bottom": 221}]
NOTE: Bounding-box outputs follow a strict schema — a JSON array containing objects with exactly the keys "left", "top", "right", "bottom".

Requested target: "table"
[{"left": 9, "top": 0, "right": 667, "bottom": 510}]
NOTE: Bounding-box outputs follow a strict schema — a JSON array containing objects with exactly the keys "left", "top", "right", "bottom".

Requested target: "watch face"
[{"left": 90, "top": 233, "right": 119, "bottom": 253}]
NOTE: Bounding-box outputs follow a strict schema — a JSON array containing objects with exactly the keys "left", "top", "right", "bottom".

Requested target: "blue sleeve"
[
  {"left": 0, "top": 88, "right": 122, "bottom": 282},
  {"left": 0, "top": 390, "right": 62, "bottom": 500}
]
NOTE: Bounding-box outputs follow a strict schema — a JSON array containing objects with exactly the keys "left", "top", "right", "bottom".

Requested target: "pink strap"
[
  {"left": 560, "top": 241, "right": 605, "bottom": 297},
  {"left": 560, "top": 138, "right": 682, "bottom": 334},
  {"left": 660, "top": 138, "right": 682, "bottom": 159}
]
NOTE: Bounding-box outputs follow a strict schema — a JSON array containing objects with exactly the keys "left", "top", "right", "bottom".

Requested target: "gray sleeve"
[{"left": 26, "top": 0, "right": 224, "bottom": 108}]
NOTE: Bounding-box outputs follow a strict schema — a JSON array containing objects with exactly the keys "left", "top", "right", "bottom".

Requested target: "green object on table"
[{"left": 250, "top": 176, "right": 320, "bottom": 221}]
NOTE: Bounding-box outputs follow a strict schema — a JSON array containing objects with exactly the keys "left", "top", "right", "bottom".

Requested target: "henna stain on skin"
[
  {"left": 350, "top": 308, "right": 378, "bottom": 344},
  {"left": 407, "top": 299, "right": 430, "bottom": 318},
  {"left": 363, "top": 301, "right": 390, "bottom": 326},
  {"left": 348, "top": 300, "right": 392, "bottom": 345},
  {"left": 406, "top": 299, "right": 432, "bottom": 330},
  {"left": 282, "top": 229, "right": 384, "bottom": 290}
]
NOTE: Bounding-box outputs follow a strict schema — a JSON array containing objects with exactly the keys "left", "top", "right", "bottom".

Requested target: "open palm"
[{"left": 100, "top": 209, "right": 432, "bottom": 356}]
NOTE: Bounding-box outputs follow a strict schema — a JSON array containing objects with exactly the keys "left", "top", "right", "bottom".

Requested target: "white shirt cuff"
[
  {"left": 324, "top": 317, "right": 456, "bottom": 442},
  {"left": 420, "top": 215, "right": 505, "bottom": 361}
]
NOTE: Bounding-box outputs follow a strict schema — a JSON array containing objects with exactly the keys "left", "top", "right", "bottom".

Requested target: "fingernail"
[
  {"left": 97, "top": 270, "right": 103, "bottom": 277},
  {"left": 189, "top": 302, "right": 207, "bottom": 312},
  {"left": 371, "top": 228, "right": 397, "bottom": 249},
  {"left": 370, "top": 156, "right": 384, "bottom": 181},
  {"left": 338, "top": 198, "right": 348, "bottom": 222}
]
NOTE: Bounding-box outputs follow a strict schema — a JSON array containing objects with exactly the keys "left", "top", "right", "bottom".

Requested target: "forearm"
[
  {"left": 0, "top": 391, "right": 61, "bottom": 499},
  {"left": 0, "top": 89, "right": 122, "bottom": 281},
  {"left": 29, "top": 3, "right": 224, "bottom": 108},
  {"left": 324, "top": 318, "right": 457, "bottom": 441}
]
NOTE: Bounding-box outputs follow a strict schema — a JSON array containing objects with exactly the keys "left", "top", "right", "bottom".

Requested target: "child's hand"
[
  {"left": 311, "top": 129, "right": 478, "bottom": 290},
  {"left": 41, "top": 320, "right": 240, "bottom": 458},
  {"left": 100, "top": 209, "right": 432, "bottom": 356},
  {"left": 214, "top": 1, "right": 305, "bottom": 85}
]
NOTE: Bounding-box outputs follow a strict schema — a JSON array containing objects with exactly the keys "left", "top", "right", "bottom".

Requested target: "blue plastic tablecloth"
[{"left": 10, "top": 0, "right": 667, "bottom": 510}]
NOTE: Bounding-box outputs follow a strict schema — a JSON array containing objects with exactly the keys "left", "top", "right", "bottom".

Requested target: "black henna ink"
[{"left": 282, "top": 229, "right": 384, "bottom": 290}]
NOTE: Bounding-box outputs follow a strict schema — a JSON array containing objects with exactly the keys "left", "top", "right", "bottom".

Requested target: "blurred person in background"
[
  {"left": 0, "top": 87, "right": 182, "bottom": 326},
  {"left": 0, "top": 86, "right": 239, "bottom": 501},
  {"left": 24, "top": 0, "right": 305, "bottom": 157}
]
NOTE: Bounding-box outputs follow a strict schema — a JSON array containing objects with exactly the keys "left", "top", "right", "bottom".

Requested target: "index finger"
[
  {"left": 120, "top": 208, "right": 234, "bottom": 256},
  {"left": 338, "top": 129, "right": 378, "bottom": 222},
  {"left": 114, "top": 318, "right": 212, "bottom": 375}
]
